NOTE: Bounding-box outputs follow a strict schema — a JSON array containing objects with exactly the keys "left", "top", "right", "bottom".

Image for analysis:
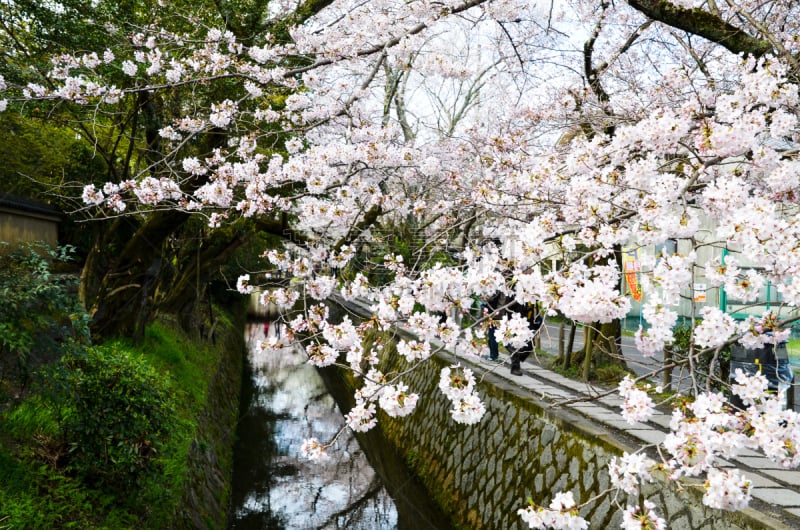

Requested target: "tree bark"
[
  {"left": 626, "top": 0, "right": 772, "bottom": 58},
  {"left": 563, "top": 321, "right": 576, "bottom": 370},
  {"left": 582, "top": 325, "right": 594, "bottom": 381},
  {"left": 87, "top": 210, "right": 189, "bottom": 341}
]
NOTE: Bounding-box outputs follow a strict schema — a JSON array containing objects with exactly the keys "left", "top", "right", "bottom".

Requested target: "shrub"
[
  {"left": 0, "top": 243, "right": 89, "bottom": 389},
  {"left": 59, "top": 344, "right": 174, "bottom": 491}
]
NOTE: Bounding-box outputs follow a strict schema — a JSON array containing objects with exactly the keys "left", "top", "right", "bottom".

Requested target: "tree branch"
[{"left": 626, "top": 0, "right": 772, "bottom": 57}]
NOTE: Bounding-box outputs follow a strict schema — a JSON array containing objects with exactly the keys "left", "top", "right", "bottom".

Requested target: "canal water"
[{"left": 230, "top": 322, "right": 455, "bottom": 530}]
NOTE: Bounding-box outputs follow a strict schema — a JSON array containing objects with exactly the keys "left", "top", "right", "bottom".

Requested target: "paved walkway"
[
  {"left": 536, "top": 321, "right": 800, "bottom": 405},
  {"left": 536, "top": 322, "right": 714, "bottom": 388},
  {"left": 466, "top": 349, "right": 800, "bottom": 528}
]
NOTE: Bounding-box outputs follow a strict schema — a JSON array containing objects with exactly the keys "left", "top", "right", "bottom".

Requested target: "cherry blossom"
[
  {"left": 693, "top": 308, "right": 737, "bottom": 349},
  {"left": 620, "top": 500, "right": 665, "bottom": 530},
  {"left": 7, "top": 0, "right": 800, "bottom": 527},
  {"left": 618, "top": 376, "right": 655, "bottom": 425},
  {"left": 306, "top": 343, "right": 339, "bottom": 367},
  {"left": 300, "top": 438, "right": 328, "bottom": 461},
  {"left": 346, "top": 400, "right": 378, "bottom": 432},
  {"left": 378, "top": 382, "right": 419, "bottom": 417},
  {"left": 517, "top": 491, "right": 588, "bottom": 530},
  {"left": 236, "top": 274, "right": 254, "bottom": 295},
  {"left": 438, "top": 365, "right": 476, "bottom": 402},
  {"left": 608, "top": 452, "right": 656, "bottom": 495},
  {"left": 702, "top": 469, "right": 752, "bottom": 512}
]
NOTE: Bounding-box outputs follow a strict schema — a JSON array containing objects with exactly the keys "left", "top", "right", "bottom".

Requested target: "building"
[{"left": 0, "top": 194, "right": 62, "bottom": 251}]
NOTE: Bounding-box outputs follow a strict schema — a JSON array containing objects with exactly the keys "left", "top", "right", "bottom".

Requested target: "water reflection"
[{"left": 231, "top": 322, "right": 452, "bottom": 530}]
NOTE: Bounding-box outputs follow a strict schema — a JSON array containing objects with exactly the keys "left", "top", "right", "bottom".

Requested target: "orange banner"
[{"left": 623, "top": 248, "right": 642, "bottom": 302}]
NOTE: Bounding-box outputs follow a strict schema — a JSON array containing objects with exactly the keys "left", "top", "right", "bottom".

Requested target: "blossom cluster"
[
  {"left": 439, "top": 365, "right": 486, "bottom": 425},
  {"left": 620, "top": 501, "right": 665, "bottom": 530},
  {"left": 608, "top": 452, "right": 656, "bottom": 495},
  {"left": 617, "top": 376, "right": 656, "bottom": 425},
  {"left": 517, "top": 491, "right": 588, "bottom": 530}
]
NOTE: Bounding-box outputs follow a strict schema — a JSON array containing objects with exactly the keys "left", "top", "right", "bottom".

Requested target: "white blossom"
[
  {"left": 618, "top": 376, "right": 655, "bottom": 424},
  {"left": 346, "top": 400, "right": 377, "bottom": 432},
  {"left": 121, "top": 60, "right": 138, "bottom": 76},
  {"left": 703, "top": 469, "right": 751, "bottom": 511},
  {"left": 300, "top": 438, "right": 327, "bottom": 461},
  {"left": 236, "top": 273, "right": 253, "bottom": 294}
]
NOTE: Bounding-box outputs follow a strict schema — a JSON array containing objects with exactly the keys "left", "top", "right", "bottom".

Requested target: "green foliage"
[
  {"left": 0, "top": 114, "right": 108, "bottom": 199},
  {"left": 59, "top": 345, "right": 175, "bottom": 491},
  {"left": 140, "top": 321, "right": 215, "bottom": 412},
  {"left": 3, "top": 395, "right": 60, "bottom": 444},
  {"left": 0, "top": 450, "right": 137, "bottom": 529},
  {"left": 0, "top": 243, "right": 90, "bottom": 388},
  {"left": 0, "top": 317, "right": 234, "bottom": 527},
  {"left": 668, "top": 323, "right": 730, "bottom": 391}
]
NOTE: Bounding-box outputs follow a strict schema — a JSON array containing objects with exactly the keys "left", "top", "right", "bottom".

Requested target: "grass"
[
  {"left": 787, "top": 339, "right": 800, "bottom": 365},
  {"left": 0, "top": 320, "right": 227, "bottom": 529}
]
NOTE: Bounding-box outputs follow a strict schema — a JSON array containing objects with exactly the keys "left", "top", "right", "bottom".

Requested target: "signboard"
[
  {"left": 622, "top": 247, "right": 643, "bottom": 302},
  {"left": 693, "top": 283, "right": 707, "bottom": 303}
]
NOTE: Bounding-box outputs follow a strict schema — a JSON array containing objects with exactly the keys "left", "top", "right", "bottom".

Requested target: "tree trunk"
[
  {"left": 582, "top": 245, "right": 628, "bottom": 374},
  {"left": 593, "top": 320, "right": 628, "bottom": 368},
  {"left": 87, "top": 210, "right": 189, "bottom": 341},
  {"left": 563, "top": 321, "right": 576, "bottom": 370},
  {"left": 663, "top": 346, "right": 673, "bottom": 391},
  {"left": 156, "top": 227, "right": 249, "bottom": 337},
  {"left": 582, "top": 325, "right": 594, "bottom": 381}
]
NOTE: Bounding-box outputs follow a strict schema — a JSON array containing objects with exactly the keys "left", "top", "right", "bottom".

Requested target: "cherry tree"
[{"left": 3, "top": 0, "right": 800, "bottom": 527}]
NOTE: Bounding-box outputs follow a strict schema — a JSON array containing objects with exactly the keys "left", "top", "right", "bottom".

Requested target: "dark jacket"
[{"left": 509, "top": 301, "right": 543, "bottom": 332}]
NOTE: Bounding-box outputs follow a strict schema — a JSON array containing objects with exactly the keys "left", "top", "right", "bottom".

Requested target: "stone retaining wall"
[
  {"left": 171, "top": 309, "right": 244, "bottom": 529},
  {"left": 332, "top": 300, "right": 786, "bottom": 530}
]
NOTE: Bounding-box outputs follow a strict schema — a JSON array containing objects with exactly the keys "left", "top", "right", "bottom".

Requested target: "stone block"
[
  {"left": 545, "top": 466, "right": 556, "bottom": 489},
  {"left": 588, "top": 495, "right": 612, "bottom": 527},
  {"left": 568, "top": 454, "right": 580, "bottom": 478},
  {"left": 534, "top": 472, "right": 543, "bottom": 492},
  {"left": 667, "top": 512, "right": 689, "bottom": 529},
  {"left": 759, "top": 469, "right": 800, "bottom": 486},
  {"left": 582, "top": 462, "right": 595, "bottom": 493},
  {"left": 539, "top": 445, "right": 552, "bottom": 467},
  {"left": 751, "top": 487, "right": 800, "bottom": 507},
  {"left": 541, "top": 424, "right": 556, "bottom": 445},
  {"left": 551, "top": 472, "right": 568, "bottom": 494},
  {"left": 746, "top": 473, "right": 781, "bottom": 488},
  {"left": 627, "top": 428, "right": 666, "bottom": 445},
  {"left": 555, "top": 446, "right": 567, "bottom": 468},
  {"left": 735, "top": 456, "right": 786, "bottom": 470}
]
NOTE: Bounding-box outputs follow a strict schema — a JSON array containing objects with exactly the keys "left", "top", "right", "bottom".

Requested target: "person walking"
[
  {"left": 482, "top": 290, "right": 506, "bottom": 363},
  {"left": 509, "top": 302, "right": 543, "bottom": 376}
]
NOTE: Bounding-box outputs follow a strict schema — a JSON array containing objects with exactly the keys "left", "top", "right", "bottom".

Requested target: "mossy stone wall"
[
  {"left": 375, "top": 351, "right": 778, "bottom": 529},
  {"left": 171, "top": 312, "right": 244, "bottom": 529}
]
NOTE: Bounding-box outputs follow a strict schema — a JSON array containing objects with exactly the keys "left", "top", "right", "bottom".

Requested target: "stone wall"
[
  {"left": 377, "top": 350, "right": 782, "bottom": 529},
  {"left": 171, "top": 309, "right": 245, "bottom": 529},
  {"left": 331, "top": 300, "right": 786, "bottom": 530}
]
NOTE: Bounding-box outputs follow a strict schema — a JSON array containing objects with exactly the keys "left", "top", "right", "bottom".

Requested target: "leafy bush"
[
  {"left": 0, "top": 243, "right": 89, "bottom": 389},
  {"left": 0, "top": 449, "right": 136, "bottom": 529},
  {"left": 59, "top": 345, "right": 174, "bottom": 491},
  {"left": 1, "top": 322, "right": 214, "bottom": 527}
]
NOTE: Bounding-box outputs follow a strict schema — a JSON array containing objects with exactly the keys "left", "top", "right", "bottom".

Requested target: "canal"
[{"left": 229, "top": 322, "right": 455, "bottom": 530}]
